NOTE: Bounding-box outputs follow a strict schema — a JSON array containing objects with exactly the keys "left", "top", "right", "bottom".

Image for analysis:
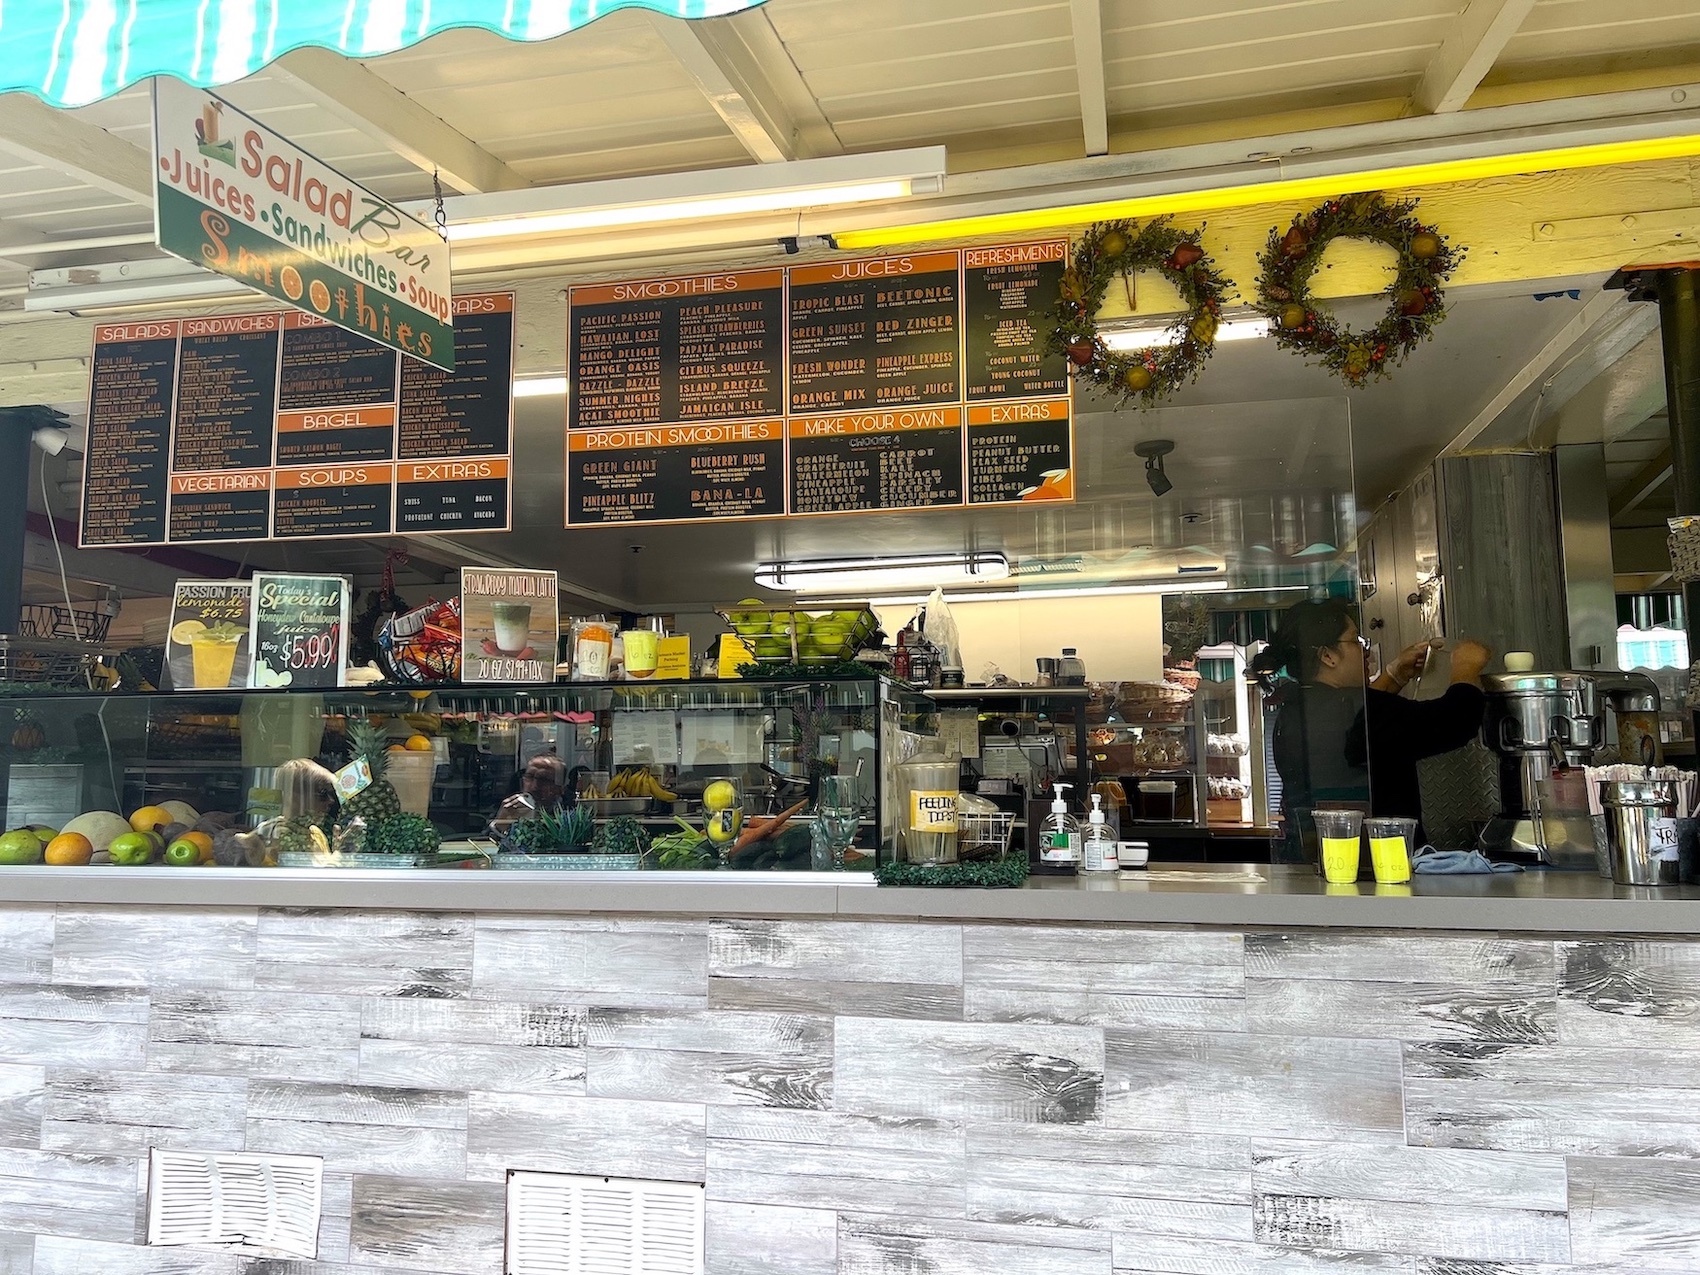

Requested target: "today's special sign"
[{"left": 152, "top": 77, "right": 453, "bottom": 370}]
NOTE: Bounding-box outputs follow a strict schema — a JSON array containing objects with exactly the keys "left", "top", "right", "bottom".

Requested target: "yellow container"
[
  {"left": 1365, "top": 816, "right": 1417, "bottom": 884},
  {"left": 1320, "top": 837, "right": 1361, "bottom": 884}
]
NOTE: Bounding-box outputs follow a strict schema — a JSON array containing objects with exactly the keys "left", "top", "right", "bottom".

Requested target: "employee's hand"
[
  {"left": 1450, "top": 639, "right": 1493, "bottom": 684},
  {"left": 1386, "top": 638, "right": 1442, "bottom": 686}
]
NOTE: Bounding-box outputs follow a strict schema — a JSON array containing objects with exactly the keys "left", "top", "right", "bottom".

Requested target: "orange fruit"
[
  {"left": 182, "top": 830, "right": 214, "bottom": 863},
  {"left": 404, "top": 735, "right": 433, "bottom": 751},
  {"left": 128, "top": 805, "right": 172, "bottom": 833},
  {"left": 44, "top": 833, "right": 92, "bottom": 866}
]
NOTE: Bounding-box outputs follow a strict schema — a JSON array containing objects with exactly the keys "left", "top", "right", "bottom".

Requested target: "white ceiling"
[{"left": 5, "top": 0, "right": 1699, "bottom": 605}]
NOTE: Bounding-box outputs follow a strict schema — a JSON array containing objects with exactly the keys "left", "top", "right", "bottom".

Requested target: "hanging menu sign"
[
  {"left": 963, "top": 242, "right": 1070, "bottom": 402},
  {"left": 249, "top": 572, "right": 349, "bottom": 689},
  {"left": 79, "top": 292, "right": 514, "bottom": 547},
  {"left": 563, "top": 243, "right": 1071, "bottom": 526}
]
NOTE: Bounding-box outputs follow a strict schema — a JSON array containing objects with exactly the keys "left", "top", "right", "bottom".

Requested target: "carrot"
[{"left": 731, "top": 799, "right": 808, "bottom": 853}]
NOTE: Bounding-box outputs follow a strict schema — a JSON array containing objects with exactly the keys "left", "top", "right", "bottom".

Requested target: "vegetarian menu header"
[
  {"left": 79, "top": 292, "right": 514, "bottom": 548},
  {"left": 565, "top": 242, "right": 1073, "bottom": 525}
]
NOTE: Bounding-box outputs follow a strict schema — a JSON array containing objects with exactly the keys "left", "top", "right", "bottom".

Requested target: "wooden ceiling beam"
[
  {"left": 1611, "top": 446, "right": 1674, "bottom": 519},
  {"left": 1068, "top": 0, "right": 1109, "bottom": 158},
  {"left": 1412, "top": 0, "right": 1540, "bottom": 115},
  {"left": 648, "top": 9, "right": 840, "bottom": 163},
  {"left": 274, "top": 47, "right": 528, "bottom": 194},
  {"left": 0, "top": 93, "right": 151, "bottom": 204}
]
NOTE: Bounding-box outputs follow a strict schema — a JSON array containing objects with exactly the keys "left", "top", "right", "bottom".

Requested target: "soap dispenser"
[
  {"left": 1037, "top": 782, "right": 1081, "bottom": 874},
  {"left": 1082, "top": 793, "right": 1119, "bottom": 873}
]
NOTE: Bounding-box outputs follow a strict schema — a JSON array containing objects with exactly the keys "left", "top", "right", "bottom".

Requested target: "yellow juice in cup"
[
  {"left": 622, "top": 629, "right": 659, "bottom": 678},
  {"left": 1370, "top": 836, "right": 1411, "bottom": 883},
  {"left": 191, "top": 635, "right": 239, "bottom": 688},
  {"left": 1320, "top": 836, "right": 1361, "bottom": 884}
]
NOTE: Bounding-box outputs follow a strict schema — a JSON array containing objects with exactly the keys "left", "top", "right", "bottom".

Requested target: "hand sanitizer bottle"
[
  {"left": 1082, "top": 793, "right": 1119, "bottom": 872},
  {"left": 1038, "top": 782, "right": 1081, "bottom": 874}
]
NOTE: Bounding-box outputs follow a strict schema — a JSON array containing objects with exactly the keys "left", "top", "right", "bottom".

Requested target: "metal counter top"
[{"left": 1, "top": 862, "right": 1697, "bottom": 932}]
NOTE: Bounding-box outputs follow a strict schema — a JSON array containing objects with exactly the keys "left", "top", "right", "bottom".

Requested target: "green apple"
[
  {"left": 108, "top": 831, "right": 156, "bottom": 866},
  {"left": 164, "top": 839, "right": 201, "bottom": 867},
  {"left": 0, "top": 829, "right": 43, "bottom": 865}
]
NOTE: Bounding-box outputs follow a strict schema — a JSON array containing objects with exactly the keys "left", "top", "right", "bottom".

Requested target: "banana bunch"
[
  {"left": 586, "top": 768, "right": 678, "bottom": 802},
  {"left": 403, "top": 712, "right": 442, "bottom": 733}
]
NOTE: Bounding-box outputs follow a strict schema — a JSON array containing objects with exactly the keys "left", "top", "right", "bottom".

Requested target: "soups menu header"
[
  {"left": 565, "top": 242, "right": 1073, "bottom": 525},
  {"left": 79, "top": 292, "right": 514, "bottom": 548}
]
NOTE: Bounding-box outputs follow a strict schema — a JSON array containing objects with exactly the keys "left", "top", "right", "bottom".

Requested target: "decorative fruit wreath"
[
  {"left": 1047, "top": 217, "right": 1231, "bottom": 407},
  {"left": 1252, "top": 192, "right": 1462, "bottom": 387}
]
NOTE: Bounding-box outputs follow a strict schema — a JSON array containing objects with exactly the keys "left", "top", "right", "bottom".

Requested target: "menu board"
[
  {"left": 80, "top": 293, "right": 515, "bottom": 547},
  {"left": 564, "top": 243, "right": 1072, "bottom": 526},
  {"left": 249, "top": 573, "right": 349, "bottom": 689}
]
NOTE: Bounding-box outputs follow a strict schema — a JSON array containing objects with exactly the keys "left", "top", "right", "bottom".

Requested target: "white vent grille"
[
  {"left": 506, "top": 1171, "right": 704, "bottom": 1275},
  {"left": 146, "top": 1149, "right": 322, "bottom": 1260}
]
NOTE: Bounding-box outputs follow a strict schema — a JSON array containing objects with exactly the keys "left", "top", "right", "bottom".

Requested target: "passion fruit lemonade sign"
[
  {"left": 152, "top": 78, "right": 453, "bottom": 370},
  {"left": 165, "top": 580, "right": 253, "bottom": 690},
  {"left": 461, "top": 569, "right": 557, "bottom": 684},
  {"left": 249, "top": 573, "right": 350, "bottom": 689}
]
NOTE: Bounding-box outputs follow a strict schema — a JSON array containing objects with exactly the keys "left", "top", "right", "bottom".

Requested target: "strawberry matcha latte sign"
[
  {"left": 461, "top": 569, "right": 558, "bottom": 684},
  {"left": 152, "top": 78, "right": 453, "bottom": 370}
]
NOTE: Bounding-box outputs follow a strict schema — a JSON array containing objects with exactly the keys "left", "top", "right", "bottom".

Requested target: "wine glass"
[{"left": 811, "top": 775, "right": 860, "bottom": 870}]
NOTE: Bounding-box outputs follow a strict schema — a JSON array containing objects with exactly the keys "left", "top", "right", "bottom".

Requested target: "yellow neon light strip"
[{"left": 834, "top": 133, "right": 1700, "bottom": 250}]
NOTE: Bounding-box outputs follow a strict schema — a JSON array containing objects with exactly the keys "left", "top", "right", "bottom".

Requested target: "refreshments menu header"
[
  {"left": 80, "top": 292, "right": 515, "bottom": 548},
  {"left": 565, "top": 242, "right": 1072, "bottom": 525}
]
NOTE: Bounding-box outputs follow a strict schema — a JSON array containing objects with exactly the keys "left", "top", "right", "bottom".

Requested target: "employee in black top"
[{"left": 1251, "top": 598, "right": 1490, "bottom": 861}]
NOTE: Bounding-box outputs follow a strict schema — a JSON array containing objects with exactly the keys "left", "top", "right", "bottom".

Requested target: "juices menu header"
[{"left": 565, "top": 243, "right": 1073, "bottom": 526}]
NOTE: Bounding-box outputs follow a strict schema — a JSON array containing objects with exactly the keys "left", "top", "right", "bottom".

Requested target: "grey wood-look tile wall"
[{"left": 0, "top": 906, "right": 1695, "bottom": 1273}]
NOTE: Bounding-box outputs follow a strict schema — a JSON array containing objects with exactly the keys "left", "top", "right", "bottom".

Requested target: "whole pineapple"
[
  {"left": 340, "top": 719, "right": 401, "bottom": 827},
  {"left": 275, "top": 816, "right": 328, "bottom": 856}
]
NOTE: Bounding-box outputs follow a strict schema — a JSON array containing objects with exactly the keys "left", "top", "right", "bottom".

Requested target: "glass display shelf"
[{"left": 0, "top": 678, "right": 933, "bottom": 875}]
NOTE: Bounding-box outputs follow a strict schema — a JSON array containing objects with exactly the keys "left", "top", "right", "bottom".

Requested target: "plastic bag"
[{"left": 922, "top": 587, "right": 961, "bottom": 668}]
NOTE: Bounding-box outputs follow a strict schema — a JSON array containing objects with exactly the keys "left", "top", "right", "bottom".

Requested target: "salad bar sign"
[
  {"left": 564, "top": 242, "right": 1074, "bottom": 526},
  {"left": 249, "top": 572, "right": 349, "bottom": 689},
  {"left": 78, "top": 293, "right": 515, "bottom": 548}
]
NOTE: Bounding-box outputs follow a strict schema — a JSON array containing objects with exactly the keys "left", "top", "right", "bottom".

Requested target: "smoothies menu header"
[
  {"left": 565, "top": 242, "right": 1074, "bottom": 525},
  {"left": 79, "top": 292, "right": 514, "bottom": 548}
]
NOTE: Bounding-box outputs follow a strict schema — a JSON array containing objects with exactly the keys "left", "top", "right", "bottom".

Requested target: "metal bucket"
[{"left": 1599, "top": 781, "right": 1680, "bottom": 886}]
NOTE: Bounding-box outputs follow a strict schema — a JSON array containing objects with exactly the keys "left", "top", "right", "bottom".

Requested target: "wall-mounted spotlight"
[{"left": 1136, "top": 439, "right": 1175, "bottom": 497}]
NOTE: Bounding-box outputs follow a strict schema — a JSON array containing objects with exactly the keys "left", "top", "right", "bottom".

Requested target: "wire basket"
[
  {"left": 0, "top": 634, "right": 112, "bottom": 688},
  {"left": 957, "top": 809, "right": 1016, "bottom": 861},
  {"left": 1671, "top": 516, "right": 1700, "bottom": 584},
  {"left": 17, "top": 604, "right": 112, "bottom": 643}
]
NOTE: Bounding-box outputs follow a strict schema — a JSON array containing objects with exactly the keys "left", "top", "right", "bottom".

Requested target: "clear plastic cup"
[
  {"left": 1312, "top": 808, "right": 1363, "bottom": 884},
  {"left": 1365, "top": 816, "right": 1417, "bottom": 884}
]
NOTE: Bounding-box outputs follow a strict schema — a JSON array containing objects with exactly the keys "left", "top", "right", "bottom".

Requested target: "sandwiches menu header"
[{"left": 565, "top": 241, "right": 1073, "bottom": 525}]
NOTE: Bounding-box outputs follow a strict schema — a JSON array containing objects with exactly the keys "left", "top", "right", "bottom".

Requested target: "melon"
[
  {"left": 159, "top": 801, "right": 200, "bottom": 826},
  {"left": 61, "top": 811, "right": 133, "bottom": 853}
]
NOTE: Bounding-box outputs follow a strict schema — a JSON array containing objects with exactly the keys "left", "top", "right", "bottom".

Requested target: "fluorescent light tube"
[
  {"left": 756, "top": 552, "right": 1008, "bottom": 593},
  {"left": 1100, "top": 318, "right": 1270, "bottom": 351},
  {"left": 513, "top": 377, "right": 568, "bottom": 398},
  {"left": 827, "top": 579, "right": 1232, "bottom": 608},
  {"left": 433, "top": 147, "right": 946, "bottom": 244}
]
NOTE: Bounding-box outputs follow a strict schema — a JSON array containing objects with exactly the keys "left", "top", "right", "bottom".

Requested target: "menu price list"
[
  {"left": 398, "top": 459, "right": 510, "bottom": 532},
  {"left": 83, "top": 325, "right": 177, "bottom": 545},
  {"left": 788, "top": 253, "right": 961, "bottom": 414},
  {"left": 967, "top": 400, "right": 1073, "bottom": 505},
  {"left": 963, "top": 241, "right": 1070, "bottom": 402},
  {"left": 567, "top": 423, "right": 784, "bottom": 524},
  {"left": 80, "top": 294, "right": 515, "bottom": 547},
  {"left": 788, "top": 409, "right": 964, "bottom": 514},
  {"left": 569, "top": 271, "right": 784, "bottom": 430},
  {"left": 171, "top": 316, "right": 280, "bottom": 472}
]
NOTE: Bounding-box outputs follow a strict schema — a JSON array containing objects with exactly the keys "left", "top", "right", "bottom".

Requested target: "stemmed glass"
[{"left": 810, "top": 775, "right": 861, "bottom": 870}]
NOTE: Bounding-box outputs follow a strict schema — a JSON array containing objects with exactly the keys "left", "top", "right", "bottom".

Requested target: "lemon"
[
  {"left": 702, "top": 780, "right": 738, "bottom": 812},
  {"left": 170, "top": 620, "right": 207, "bottom": 644},
  {"left": 705, "top": 807, "right": 742, "bottom": 844}
]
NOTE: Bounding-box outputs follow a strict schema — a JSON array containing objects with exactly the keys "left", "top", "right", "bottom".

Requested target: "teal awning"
[{"left": 0, "top": 0, "right": 767, "bottom": 107}]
